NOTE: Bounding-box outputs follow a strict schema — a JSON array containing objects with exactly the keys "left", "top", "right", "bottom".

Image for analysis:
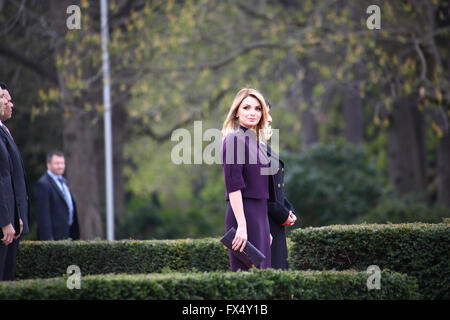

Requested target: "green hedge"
[
  {"left": 16, "top": 223, "right": 448, "bottom": 299},
  {"left": 0, "top": 269, "right": 419, "bottom": 300},
  {"left": 288, "top": 223, "right": 450, "bottom": 299},
  {"left": 16, "top": 238, "right": 229, "bottom": 279}
]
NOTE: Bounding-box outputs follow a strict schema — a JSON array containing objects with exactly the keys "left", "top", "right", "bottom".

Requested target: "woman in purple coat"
[{"left": 221, "top": 88, "right": 276, "bottom": 271}]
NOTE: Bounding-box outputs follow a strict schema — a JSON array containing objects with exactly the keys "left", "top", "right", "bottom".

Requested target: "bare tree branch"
[{"left": 0, "top": 46, "right": 58, "bottom": 83}]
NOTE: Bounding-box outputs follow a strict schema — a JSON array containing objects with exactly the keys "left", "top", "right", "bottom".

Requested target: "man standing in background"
[
  {"left": 0, "top": 82, "right": 30, "bottom": 280},
  {"left": 34, "top": 150, "right": 80, "bottom": 240}
]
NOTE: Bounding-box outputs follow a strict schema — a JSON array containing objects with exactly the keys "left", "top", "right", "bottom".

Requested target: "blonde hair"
[{"left": 222, "top": 88, "right": 270, "bottom": 142}]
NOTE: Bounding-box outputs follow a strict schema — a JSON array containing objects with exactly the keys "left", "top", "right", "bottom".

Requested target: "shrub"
[
  {"left": 352, "top": 194, "right": 450, "bottom": 224},
  {"left": 0, "top": 269, "right": 419, "bottom": 300},
  {"left": 116, "top": 200, "right": 165, "bottom": 239},
  {"left": 16, "top": 238, "right": 229, "bottom": 279},
  {"left": 117, "top": 200, "right": 224, "bottom": 240},
  {"left": 289, "top": 223, "right": 450, "bottom": 299},
  {"left": 283, "top": 143, "right": 387, "bottom": 227},
  {"left": 16, "top": 223, "right": 447, "bottom": 299}
]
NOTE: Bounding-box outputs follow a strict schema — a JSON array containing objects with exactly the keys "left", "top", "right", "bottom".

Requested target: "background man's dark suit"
[
  {"left": 0, "top": 124, "right": 30, "bottom": 280},
  {"left": 267, "top": 146, "right": 296, "bottom": 270},
  {"left": 34, "top": 173, "right": 80, "bottom": 240}
]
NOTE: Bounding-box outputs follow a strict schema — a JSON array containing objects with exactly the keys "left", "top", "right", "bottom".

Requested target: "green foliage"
[
  {"left": 123, "top": 128, "right": 227, "bottom": 239},
  {"left": 116, "top": 198, "right": 165, "bottom": 239},
  {"left": 284, "top": 142, "right": 387, "bottom": 226},
  {"left": 289, "top": 223, "right": 450, "bottom": 299},
  {"left": 118, "top": 198, "right": 224, "bottom": 240},
  {"left": 3, "top": 1, "right": 449, "bottom": 235},
  {"left": 14, "top": 223, "right": 448, "bottom": 299},
  {"left": 353, "top": 194, "right": 450, "bottom": 224},
  {"left": 16, "top": 239, "right": 229, "bottom": 280},
  {"left": 0, "top": 269, "right": 419, "bottom": 300}
]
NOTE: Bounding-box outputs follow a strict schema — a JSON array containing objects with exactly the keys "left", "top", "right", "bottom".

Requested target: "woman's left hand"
[{"left": 289, "top": 212, "right": 297, "bottom": 225}]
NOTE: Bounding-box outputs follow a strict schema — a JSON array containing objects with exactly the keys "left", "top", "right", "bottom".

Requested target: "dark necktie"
[{"left": 57, "top": 177, "right": 74, "bottom": 226}]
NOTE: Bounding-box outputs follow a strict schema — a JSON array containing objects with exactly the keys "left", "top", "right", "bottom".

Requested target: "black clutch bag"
[{"left": 220, "top": 227, "right": 266, "bottom": 268}]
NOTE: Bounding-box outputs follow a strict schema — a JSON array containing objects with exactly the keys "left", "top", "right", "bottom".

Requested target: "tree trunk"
[
  {"left": 343, "top": 85, "right": 365, "bottom": 146},
  {"left": 51, "top": 0, "right": 104, "bottom": 239},
  {"left": 387, "top": 94, "right": 426, "bottom": 195},
  {"left": 95, "top": 101, "right": 127, "bottom": 222},
  {"left": 432, "top": 1, "right": 450, "bottom": 207},
  {"left": 300, "top": 62, "right": 319, "bottom": 148},
  {"left": 62, "top": 109, "right": 104, "bottom": 239},
  {"left": 112, "top": 103, "right": 126, "bottom": 220},
  {"left": 437, "top": 133, "right": 450, "bottom": 207},
  {"left": 300, "top": 109, "right": 319, "bottom": 148}
]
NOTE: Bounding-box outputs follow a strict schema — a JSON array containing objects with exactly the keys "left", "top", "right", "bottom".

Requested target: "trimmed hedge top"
[
  {"left": 288, "top": 222, "right": 450, "bottom": 299},
  {"left": 290, "top": 221, "right": 448, "bottom": 234},
  {"left": 0, "top": 269, "right": 420, "bottom": 300},
  {"left": 15, "top": 223, "right": 448, "bottom": 299},
  {"left": 16, "top": 238, "right": 229, "bottom": 279}
]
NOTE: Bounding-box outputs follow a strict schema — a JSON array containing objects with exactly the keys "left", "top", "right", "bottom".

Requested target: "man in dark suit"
[
  {"left": 0, "top": 82, "right": 30, "bottom": 280},
  {"left": 34, "top": 150, "right": 80, "bottom": 240},
  {"left": 265, "top": 100, "right": 297, "bottom": 270}
]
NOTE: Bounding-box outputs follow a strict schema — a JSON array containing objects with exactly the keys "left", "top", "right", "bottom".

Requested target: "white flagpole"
[{"left": 100, "top": 0, "right": 114, "bottom": 240}]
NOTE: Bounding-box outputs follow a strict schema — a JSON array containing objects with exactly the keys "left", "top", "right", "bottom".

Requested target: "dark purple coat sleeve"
[{"left": 222, "top": 135, "right": 246, "bottom": 194}]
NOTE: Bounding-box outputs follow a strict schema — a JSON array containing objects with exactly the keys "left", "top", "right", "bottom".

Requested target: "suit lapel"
[
  {"left": 45, "top": 173, "right": 69, "bottom": 209},
  {"left": 0, "top": 125, "right": 28, "bottom": 171},
  {"left": 0, "top": 125, "right": 14, "bottom": 146},
  {"left": 0, "top": 126, "right": 13, "bottom": 149}
]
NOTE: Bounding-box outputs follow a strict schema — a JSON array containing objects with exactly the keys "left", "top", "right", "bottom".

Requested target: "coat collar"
[
  {"left": 266, "top": 145, "right": 284, "bottom": 166},
  {"left": 45, "top": 172, "right": 70, "bottom": 208},
  {"left": 239, "top": 125, "right": 249, "bottom": 132}
]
